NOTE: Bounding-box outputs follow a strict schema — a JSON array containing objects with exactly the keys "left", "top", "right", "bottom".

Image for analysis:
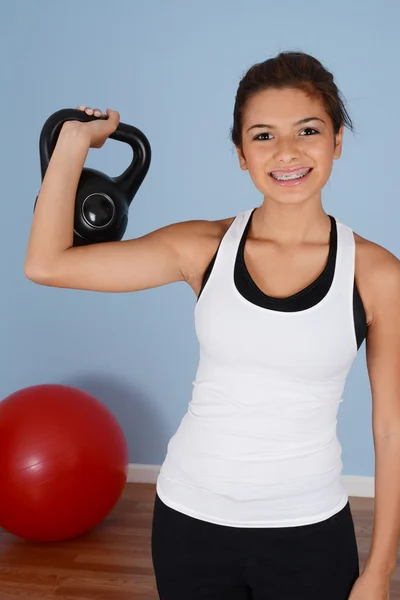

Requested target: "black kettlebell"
[{"left": 35, "top": 108, "right": 151, "bottom": 246}]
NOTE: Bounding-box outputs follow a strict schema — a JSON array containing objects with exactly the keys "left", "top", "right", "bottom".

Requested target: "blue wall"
[{"left": 1, "top": 0, "right": 399, "bottom": 475}]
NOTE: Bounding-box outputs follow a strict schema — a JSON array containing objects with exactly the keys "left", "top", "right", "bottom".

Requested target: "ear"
[
  {"left": 236, "top": 145, "right": 248, "bottom": 171},
  {"left": 333, "top": 124, "right": 344, "bottom": 160}
]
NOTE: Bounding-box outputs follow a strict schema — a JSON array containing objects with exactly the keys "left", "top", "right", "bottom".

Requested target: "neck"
[{"left": 252, "top": 196, "right": 331, "bottom": 245}]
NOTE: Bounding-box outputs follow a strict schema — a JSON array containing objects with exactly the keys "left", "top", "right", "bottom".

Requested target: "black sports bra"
[{"left": 198, "top": 210, "right": 368, "bottom": 350}]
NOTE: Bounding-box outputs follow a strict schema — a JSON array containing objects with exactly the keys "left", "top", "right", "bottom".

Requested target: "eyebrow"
[{"left": 247, "top": 117, "right": 326, "bottom": 132}]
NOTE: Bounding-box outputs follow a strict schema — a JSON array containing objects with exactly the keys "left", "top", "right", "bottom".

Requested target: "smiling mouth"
[{"left": 269, "top": 167, "right": 313, "bottom": 181}]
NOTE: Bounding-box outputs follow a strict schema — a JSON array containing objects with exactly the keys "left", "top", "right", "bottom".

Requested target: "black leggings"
[{"left": 151, "top": 494, "right": 360, "bottom": 600}]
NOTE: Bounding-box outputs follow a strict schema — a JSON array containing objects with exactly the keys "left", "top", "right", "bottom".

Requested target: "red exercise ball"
[{"left": 0, "top": 384, "right": 128, "bottom": 542}]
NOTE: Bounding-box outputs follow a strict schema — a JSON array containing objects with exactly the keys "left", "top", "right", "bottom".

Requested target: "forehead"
[{"left": 242, "top": 87, "right": 327, "bottom": 124}]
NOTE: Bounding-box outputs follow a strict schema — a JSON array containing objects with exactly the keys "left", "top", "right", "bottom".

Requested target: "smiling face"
[{"left": 236, "top": 87, "right": 344, "bottom": 205}]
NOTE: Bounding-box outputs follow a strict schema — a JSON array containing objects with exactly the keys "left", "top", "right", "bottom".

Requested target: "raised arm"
[{"left": 24, "top": 107, "right": 223, "bottom": 293}]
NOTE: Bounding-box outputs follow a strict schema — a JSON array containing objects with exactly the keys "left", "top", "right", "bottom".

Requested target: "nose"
[{"left": 274, "top": 137, "right": 301, "bottom": 164}]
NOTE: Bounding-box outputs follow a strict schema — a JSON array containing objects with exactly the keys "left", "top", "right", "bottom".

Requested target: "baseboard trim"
[
  {"left": 342, "top": 475, "right": 375, "bottom": 498},
  {"left": 128, "top": 463, "right": 160, "bottom": 484},
  {"left": 127, "top": 464, "right": 375, "bottom": 498}
]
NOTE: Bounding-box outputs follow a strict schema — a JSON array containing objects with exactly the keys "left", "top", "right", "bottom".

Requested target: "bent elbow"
[{"left": 24, "top": 260, "right": 54, "bottom": 285}]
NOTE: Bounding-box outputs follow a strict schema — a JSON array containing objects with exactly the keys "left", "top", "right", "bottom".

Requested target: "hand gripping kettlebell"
[{"left": 35, "top": 108, "right": 151, "bottom": 246}]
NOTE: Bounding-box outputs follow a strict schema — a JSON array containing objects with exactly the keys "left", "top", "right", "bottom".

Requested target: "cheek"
[
  {"left": 243, "top": 144, "right": 273, "bottom": 169},
  {"left": 309, "top": 137, "right": 336, "bottom": 162},
  {"left": 315, "top": 149, "right": 336, "bottom": 175}
]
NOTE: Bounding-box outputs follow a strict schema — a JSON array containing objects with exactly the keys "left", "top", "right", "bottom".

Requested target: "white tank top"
[{"left": 157, "top": 209, "right": 359, "bottom": 527}]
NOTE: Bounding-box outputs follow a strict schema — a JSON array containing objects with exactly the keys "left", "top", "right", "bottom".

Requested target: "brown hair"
[{"left": 230, "top": 51, "right": 354, "bottom": 149}]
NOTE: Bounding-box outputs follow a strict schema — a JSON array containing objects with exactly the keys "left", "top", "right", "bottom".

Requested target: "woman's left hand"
[{"left": 348, "top": 570, "right": 390, "bottom": 600}]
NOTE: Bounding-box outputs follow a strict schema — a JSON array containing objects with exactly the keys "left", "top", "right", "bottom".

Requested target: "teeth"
[{"left": 271, "top": 168, "right": 311, "bottom": 181}]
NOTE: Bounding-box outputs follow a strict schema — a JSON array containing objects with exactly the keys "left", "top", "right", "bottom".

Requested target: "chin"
[
  {"left": 261, "top": 175, "right": 325, "bottom": 203},
  {"left": 264, "top": 187, "right": 323, "bottom": 205}
]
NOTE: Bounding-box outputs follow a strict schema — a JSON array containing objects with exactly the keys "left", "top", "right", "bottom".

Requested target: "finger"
[{"left": 75, "top": 106, "right": 104, "bottom": 117}]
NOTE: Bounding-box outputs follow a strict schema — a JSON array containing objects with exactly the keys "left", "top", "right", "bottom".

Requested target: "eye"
[
  {"left": 253, "top": 132, "right": 273, "bottom": 141},
  {"left": 300, "top": 128, "right": 319, "bottom": 136},
  {"left": 253, "top": 128, "right": 319, "bottom": 141}
]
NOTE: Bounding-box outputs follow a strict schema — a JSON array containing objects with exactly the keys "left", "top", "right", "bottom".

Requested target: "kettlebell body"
[{"left": 35, "top": 108, "right": 151, "bottom": 246}]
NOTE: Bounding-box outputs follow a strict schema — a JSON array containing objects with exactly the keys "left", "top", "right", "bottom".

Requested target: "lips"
[
  {"left": 269, "top": 167, "right": 313, "bottom": 180},
  {"left": 268, "top": 167, "right": 314, "bottom": 187}
]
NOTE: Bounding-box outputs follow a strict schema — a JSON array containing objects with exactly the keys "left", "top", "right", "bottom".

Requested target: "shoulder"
[
  {"left": 166, "top": 215, "right": 235, "bottom": 256},
  {"left": 165, "top": 215, "right": 236, "bottom": 291},
  {"left": 169, "top": 215, "right": 235, "bottom": 242},
  {"left": 353, "top": 229, "right": 400, "bottom": 326}
]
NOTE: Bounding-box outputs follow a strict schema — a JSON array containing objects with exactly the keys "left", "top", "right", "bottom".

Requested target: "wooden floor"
[{"left": 0, "top": 483, "right": 399, "bottom": 599}]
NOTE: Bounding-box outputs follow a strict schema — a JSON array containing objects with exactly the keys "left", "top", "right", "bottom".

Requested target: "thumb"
[{"left": 105, "top": 108, "right": 120, "bottom": 130}]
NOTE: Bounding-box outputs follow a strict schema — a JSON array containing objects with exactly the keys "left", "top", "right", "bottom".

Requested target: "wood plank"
[{"left": 1, "top": 484, "right": 399, "bottom": 598}]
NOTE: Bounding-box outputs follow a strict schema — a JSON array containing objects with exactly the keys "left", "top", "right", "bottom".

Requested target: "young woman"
[{"left": 25, "top": 52, "right": 400, "bottom": 600}]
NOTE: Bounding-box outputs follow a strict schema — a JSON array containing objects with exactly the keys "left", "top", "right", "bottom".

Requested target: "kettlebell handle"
[{"left": 39, "top": 108, "right": 151, "bottom": 203}]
